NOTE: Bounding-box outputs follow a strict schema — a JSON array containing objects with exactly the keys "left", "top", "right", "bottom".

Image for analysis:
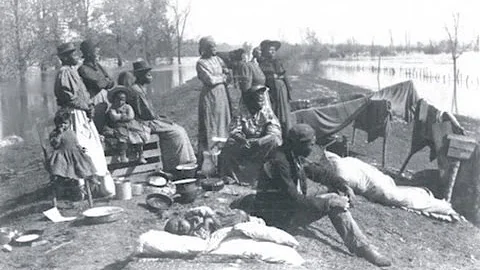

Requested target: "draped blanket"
[
  {"left": 371, "top": 80, "right": 420, "bottom": 122},
  {"left": 325, "top": 151, "right": 461, "bottom": 222}
]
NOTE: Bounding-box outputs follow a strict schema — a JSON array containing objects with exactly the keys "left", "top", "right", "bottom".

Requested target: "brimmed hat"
[
  {"left": 247, "top": 85, "right": 269, "bottom": 94},
  {"left": 260, "top": 40, "right": 281, "bottom": 51},
  {"left": 107, "top": 86, "right": 130, "bottom": 103},
  {"left": 231, "top": 48, "right": 246, "bottom": 61},
  {"left": 288, "top": 124, "right": 316, "bottom": 143},
  {"left": 132, "top": 60, "right": 152, "bottom": 74},
  {"left": 57, "top": 42, "right": 76, "bottom": 56},
  {"left": 80, "top": 40, "right": 97, "bottom": 56}
]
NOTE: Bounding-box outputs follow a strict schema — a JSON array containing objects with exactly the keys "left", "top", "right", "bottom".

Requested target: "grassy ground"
[{"left": 0, "top": 74, "right": 480, "bottom": 270}]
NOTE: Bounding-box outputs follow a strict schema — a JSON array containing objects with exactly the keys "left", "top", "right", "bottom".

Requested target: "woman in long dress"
[
  {"left": 196, "top": 36, "right": 232, "bottom": 160},
  {"left": 258, "top": 40, "right": 293, "bottom": 138}
]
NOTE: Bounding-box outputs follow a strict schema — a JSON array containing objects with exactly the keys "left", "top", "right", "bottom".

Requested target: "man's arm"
[{"left": 303, "top": 159, "right": 351, "bottom": 194}]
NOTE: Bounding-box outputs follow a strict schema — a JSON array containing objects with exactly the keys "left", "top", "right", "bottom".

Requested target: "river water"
[
  {"left": 0, "top": 58, "right": 198, "bottom": 140},
  {"left": 320, "top": 52, "right": 480, "bottom": 119}
]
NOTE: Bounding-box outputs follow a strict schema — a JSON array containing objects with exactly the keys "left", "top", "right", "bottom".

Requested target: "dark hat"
[
  {"left": 231, "top": 48, "right": 246, "bottom": 61},
  {"left": 288, "top": 124, "right": 316, "bottom": 143},
  {"left": 260, "top": 40, "right": 281, "bottom": 51},
  {"left": 132, "top": 60, "right": 152, "bottom": 74},
  {"left": 107, "top": 85, "right": 130, "bottom": 103},
  {"left": 80, "top": 40, "right": 97, "bottom": 56},
  {"left": 57, "top": 42, "right": 76, "bottom": 56},
  {"left": 247, "top": 85, "right": 269, "bottom": 94}
]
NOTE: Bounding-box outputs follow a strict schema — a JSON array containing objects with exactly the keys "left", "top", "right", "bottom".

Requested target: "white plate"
[
  {"left": 175, "top": 163, "right": 198, "bottom": 170},
  {"left": 15, "top": 234, "right": 40, "bottom": 243},
  {"left": 172, "top": 178, "right": 197, "bottom": 185},
  {"left": 82, "top": 206, "right": 124, "bottom": 218},
  {"left": 148, "top": 176, "right": 167, "bottom": 187}
]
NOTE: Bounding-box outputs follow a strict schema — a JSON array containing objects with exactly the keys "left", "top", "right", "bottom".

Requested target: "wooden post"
[
  {"left": 351, "top": 127, "right": 356, "bottom": 145},
  {"left": 444, "top": 158, "right": 461, "bottom": 202},
  {"left": 382, "top": 133, "right": 387, "bottom": 168},
  {"left": 398, "top": 152, "right": 414, "bottom": 176},
  {"left": 85, "top": 179, "right": 93, "bottom": 207}
]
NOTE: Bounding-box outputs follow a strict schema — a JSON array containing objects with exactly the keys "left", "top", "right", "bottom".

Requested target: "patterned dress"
[
  {"left": 106, "top": 103, "right": 150, "bottom": 145},
  {"left": 196, "top": 56, "right": 232, "bottom": 154}
]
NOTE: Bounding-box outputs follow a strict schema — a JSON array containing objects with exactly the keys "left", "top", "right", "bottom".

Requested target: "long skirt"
[
  {"left": 198, "top": 84, "right": 231, "bottom": 155},
  {"left": 71, "top": 109, "right": 115, "bottom": 196},
  {"left": 143, "top": 119, "right": 197, "bottom": 171},
  {"left": 266, "top": 78, "right": 292, "bottom": 137},
  {"left": 90, "top": 89, "right": 110, "bottom": 132}
]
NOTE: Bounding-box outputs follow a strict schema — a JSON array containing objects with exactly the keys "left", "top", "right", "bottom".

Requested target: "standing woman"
[
  {"left": 196, "top": 36, "right": 232, "bottom": 159},
  {"left": 259, "top": 40, "right": 293, "bottom": 137}
]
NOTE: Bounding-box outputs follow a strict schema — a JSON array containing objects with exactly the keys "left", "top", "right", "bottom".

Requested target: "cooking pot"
[
  {"left": 175, "top": 163, "right": 198, "bottom": 180},
  {"left": 172, "top": 178, "right": 198, "bottom": 203}
]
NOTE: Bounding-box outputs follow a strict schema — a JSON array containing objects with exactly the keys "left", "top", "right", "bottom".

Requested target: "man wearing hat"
[
  {"left": 219, "top": 85, "right": 282, "bottom": 183},
  {"left": 253, "top": 123, "right": 392, "bottom": 267},
  {"left": 128, "top": 60, "right": 197, "bottom": 172},
  {"left": 54, "top": 42, "right": 115, "bottom": 198},
  {"left": 78, "top": 39, "right": 115, "bottom": 131}
]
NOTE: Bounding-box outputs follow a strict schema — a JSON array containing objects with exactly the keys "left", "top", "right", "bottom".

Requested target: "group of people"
[
  {"left": 48, "top": 40, "right": 196, "bottom": 199},
  {"left": 195, "top": 36, "right": 391, "bottom": 267},
  {"left": 46, "top": 36, "right": 391, "bottom": 267}
]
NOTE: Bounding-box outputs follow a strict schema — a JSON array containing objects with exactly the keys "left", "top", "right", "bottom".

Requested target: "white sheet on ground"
[
  {"left": 325, "top": 151, "right": 460, "bottom": 221},
  {"left": 136, "top": 221, "right": 304, "bottom": 265}
]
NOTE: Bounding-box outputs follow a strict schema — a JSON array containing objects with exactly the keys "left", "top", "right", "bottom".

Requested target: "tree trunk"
[
  {"left": 177, "top": 38, "right": 182, "bottom": 64},
  {"left": 452, "top": 57, "right": 458, "bottom": 114}
]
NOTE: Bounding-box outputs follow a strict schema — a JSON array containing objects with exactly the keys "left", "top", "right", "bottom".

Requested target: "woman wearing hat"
[
  {"left": 53, "top": 42, "right": 115, "bottom": 197},
  {"left": 196, "top": 36, "right": 232, "bottom": 162},
  {"left": 78, "top": 39, "right": 115, "bottom": 132},
  {"left": 259, "top": 40, "right": 293, "bottom": 138},
  {"left": 126, "top": 61, "right": 197, "bottom": 172}
]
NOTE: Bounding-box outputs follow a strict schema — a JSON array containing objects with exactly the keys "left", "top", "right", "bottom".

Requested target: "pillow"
[{"left": 232, "top": 222, "right": 299, "bottom": 247}]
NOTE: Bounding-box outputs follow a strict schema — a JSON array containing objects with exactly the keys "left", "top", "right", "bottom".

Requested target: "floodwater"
[
  {"left": 320, "top": 52, "right": 480, "bottom": 119},
  {"left": 0, "top": 58, "right": 197, "bottom": 140}
]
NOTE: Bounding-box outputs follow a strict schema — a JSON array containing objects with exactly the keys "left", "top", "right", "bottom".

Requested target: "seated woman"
[
  {"left": 104, "top": 86, "right": 151, "bottom": 164},
  {"left": 117, "top": 67, "right": 197, "bottom": 173},
  {"left": 218, "top": 85, "right": 282, "bottom": 184}
]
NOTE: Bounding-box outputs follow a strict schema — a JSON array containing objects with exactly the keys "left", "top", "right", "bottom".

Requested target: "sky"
[{"left": 176, "top": 0, "right": 480, "bottom": 46}]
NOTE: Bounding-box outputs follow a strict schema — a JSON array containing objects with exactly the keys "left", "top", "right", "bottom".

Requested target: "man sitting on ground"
[{"left": 253, "top": 123, "right": 391, "bottom": 267}]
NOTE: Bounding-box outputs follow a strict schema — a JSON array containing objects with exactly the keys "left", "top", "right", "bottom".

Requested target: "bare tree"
[
  {"left": 169, "top": 0, "right": 191, "bottom": 64},
  {"left": 445, "top": 13, "right": 467, "bottom": 114}
]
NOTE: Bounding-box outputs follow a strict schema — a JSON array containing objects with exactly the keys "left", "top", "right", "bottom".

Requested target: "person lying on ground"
[
  {"left": 218, "top": 85, "right": 282, "bottom": 184},
  {"left": 252, "top": 123, "right": 391, "bottom": 267}
]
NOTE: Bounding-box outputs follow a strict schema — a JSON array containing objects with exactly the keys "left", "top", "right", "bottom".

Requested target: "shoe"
[
  {"left": 138, "top": 156, "right": 147, "bottom": 164},
  {"left": 119, "top": 155, "right": 129, "bottom": 163},
  {"left": 356, "top": 245, "right": 391, "bottom": 267}
]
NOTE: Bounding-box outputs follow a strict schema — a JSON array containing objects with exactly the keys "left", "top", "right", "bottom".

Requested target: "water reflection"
[
  {"left": 320, "top": 57, "right": 480, "bottom": 119},
  {"left": 0, "top": 63, "right": 197, "bottom": 140}
]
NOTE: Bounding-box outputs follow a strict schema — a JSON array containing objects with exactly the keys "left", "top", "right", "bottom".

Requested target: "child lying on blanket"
[
  {"left": 164, "top": 207, "right": 251, "bottom": 239},
  {"left": 321, "top": 151, "right": 461, "bottom": 222}
]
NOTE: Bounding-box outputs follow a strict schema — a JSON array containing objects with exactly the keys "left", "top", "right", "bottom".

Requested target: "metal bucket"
[{"left": 115, "top": 179, "right": 132, "bottom": 200}]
